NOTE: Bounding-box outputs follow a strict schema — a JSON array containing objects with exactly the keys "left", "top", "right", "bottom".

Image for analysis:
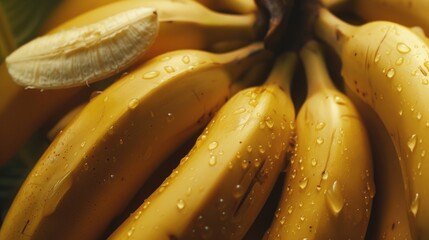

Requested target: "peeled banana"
[
  {"left": 0, "top": 43, "right": 270, "bottom": 240},
  {"left": 6, "top": 0, "right": 259, "bottom": 89},
  {"left": 264, "top": 40, "right": 374, "bottom": 239},
  {"left": 315, "top": 7, "right": 429, "bottom": 239},
  {"left": 108, "top": 51, "right": 296, "bottom": 240}
]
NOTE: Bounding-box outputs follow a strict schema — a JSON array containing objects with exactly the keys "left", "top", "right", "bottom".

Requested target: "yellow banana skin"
[
  {"left": 195, "top": 0, "right": 257, "bottom": 14},
  {"left": 264, "top": 41, "right": 374, "bottom": 239},
  {"left": 0, "top": 43, "right": 270, "bottom": 240},
  {"left": 0, "top": 63, "right": 90, "bottom": 165},
  {"left": 315, "top": 8, "right": 429, "bottom": 239},
  {"left": 108, "top": 53, "right": 296, "bottom": 240},
  {"left": 345, "top": 87, "right": 412, "bottom": 240},
  {"left": 0, "top": 0, "right": 257, "bottom": 163},
  {"left": 352, "top": 0, "right": 429, "bottom": 36},
  {"left": 51, "top": 0, "right": 257, "bottom": 60}
]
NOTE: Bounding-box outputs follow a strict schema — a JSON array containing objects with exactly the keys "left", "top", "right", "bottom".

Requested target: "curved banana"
[
  {"left": 315, "top": 7, "right": 429, "bottom": 239},
  {"left": 195, "top": 0, "right": 257, "bottom": 14},
  {"left": 0, "top": 63, "right": 90, "bottom": 166},
  {"left": 40, "top": 0, "right": 257, "bottom": 34},
  {"left": 0, "top": 0, "right": 260, "bottom": 164},
  {"left": 0, "top": 43, "right": 270, "bottom": 240},
  {"left": 108, "top": 52, "right": 296, "bottom": 240},
  {"left": 352, "top": 0, "right": 429, "bottom": 36},
  {"left": 345, "top": 87, "right": 412, "bottom": 239},
  {"left": 7, "top": 0, "right": 259, "bottom": 89},
  {"left": 264, "top": 40, "right": 374, "bottom": 239}
]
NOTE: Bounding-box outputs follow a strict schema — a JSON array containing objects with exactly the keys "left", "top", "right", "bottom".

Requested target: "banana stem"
[
  {"left": 220, "top": 42, "right": 271, "bottom": 77},
  {"left": 300, "top": 40, "right": 336, "bottom": 97},
  {"left": 264, "top": 52, "right": 297, "bottom": 94},
  {"left": 314, "top": 8, "right": 354, "bottom": 56}
]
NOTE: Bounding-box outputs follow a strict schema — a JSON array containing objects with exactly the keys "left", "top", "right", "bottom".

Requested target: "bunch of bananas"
[{"left": 1, "top": 0, "right": 429, "bottom": 239}]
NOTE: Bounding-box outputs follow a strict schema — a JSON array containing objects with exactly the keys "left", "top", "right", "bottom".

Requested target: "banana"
[
  {"left": 7, "top": 0, "right": 259, "bottom": 89},
  {"left": 195, "top": 0, "right": 257, "bottom": 14},
  {"left": 0, "top": 43, "right": 271, "bottom": 240},
  {"left": 40, "top": 0, "right": 257, "bottom": 34},
  {"left": 351, "top": 0, "right": 429, "bottom": 36},
  {"left": 264, "top": 40, "right": 374, "bottom": 239},
  {"left": 0, "top": 63, "right": 90, "bottom": 166},
  {"left": 108, "top": 52, "right": 296, "bottom": 240},
  {"left": 315, "top": 7, "right": 429, "bottom": 239},
  {"left": 0, "top": 0, "right": 260, "bottom": 164},
  {"left": 345, "top": 87, "right": 412, "bottom": 240}
]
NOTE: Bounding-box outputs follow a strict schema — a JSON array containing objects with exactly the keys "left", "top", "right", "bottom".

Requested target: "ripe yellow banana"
[
  {"left": 345, "top": 87, "right": 412, "bottom": 239},
  {"left": 195, "top": 0, "right": 257, "bottom": 14},
  {"left": 0, "top": 63, "right": 90, "bottom": 166},
  {"left": 0, "top": 43, "right": 270, "bottom": 240},
  {"left": 315, "top": 7, "right": 429, "bottom": 239},
  {"left": 0, "top": 0, "right": 260, "bottom": 164},
  {"left": 41, "top": 0, "right": 257, "bottom": 34},
  {"left": 7, "top": 0, "right": 259, "bottom": 89},
  {"left": 108, "top": 52, "right": 296, "bottom": 240},
  {"left": 352, "top": 0, "right": 429, "bottom": 36},
  {"left": 264, "top": 40, "right": 374, "bottom": 239}
]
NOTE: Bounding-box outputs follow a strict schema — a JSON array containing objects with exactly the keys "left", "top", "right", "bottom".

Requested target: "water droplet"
[
  {"left": 311, "top": 158, "right": 317, "bottom": 167},
  {"left": 127, "top": 226, "right": 135, "bottom": 237},
  {"left": 396, "top": 57, "right": 404, "bottom": 65},
  {"left": 258, "top": 145, "right": 266, "bottom": 154},
  {"left": 374, "top": 54, "right": 381, "bottom": 63},
  {"left": 422, "top": 79, "right": 429, "bottom": 85},
  {"left": 232, "top": 185, "right": 245, "bottom": 199},
  {"left": 142, "top": 71, "right": 160, "bottom": 79},
  {"left": 246, "top": 145, "right": 253, "bottom": 153},
  {"left": 396, "top": 84, "right": 403, "bottom": 92},
  {"left": 410, "top": 193, "right": 420, "bottom": 217},
  {"left": 316, "top": 122, "right": 326, "bottom": 130},
  {"left": 417, "top": 112, "right": 423, "bottom": 120},
  {"left": 408, "top": 134, "right": 417, "bottom": 152},
  {"left": 399, "top": 110, "right": 403, "bottom": 116},
  {"left": 241, "top": 159, "right": 249, "bottom": 169},
  {"left": 234, "top": 107, "right": 246, "bottom": 114},
  {"left": 142, "top": 201, "right": 151, "bottom": 209},
  {"left": 134, "top": 210, "right": 142, "bottom": 220},
  {"left": 208, "top": 141, "right": 218, "bottom": 150},
  {"left": 421, "top": 150, "right": 426, "bottom": 157},
  {"left": 334, "top": 96, "right": 346, "bottom": 105},
  {"left": 397, "top": 42, "right": 411, "bottom": 53},
  {"left": 164, "top": 65, "right": 175, "bottom": 73},
  {"left": 279, "top": 216, "right": 286, "bottom": 225},
  {"left": 299, "top": 177, "right": 309, "bottom": 190},
  {"left": 254, "top": 158, "right": 261, "bottom": 168},
  {"left": 166, "top": 112, "right": 175, "bottom": 122},
  {"left": 326, "top": 180, "right": 345, "bottom": 216},
  {"left": 316, "top": 137, "right": 324, "bottom": 145},
  {"left": 80, "top": 141, "right": 86, "bottom": 148},
  {"left": 387, "top": 68, "right": 396, "bottom": 79},
  {"left": 182, "top": 55, "right": 190, "bottom": 64},
  {"left": 287, "top": 205, "right": 294, "bottom": 214},
  {"left": 177, "top": 199, "right": 186, "bottom": 210},
  {"left": 209, "top": 156, "right": 217, "bottom": 166},
  {"left": 128, "top": 98, "right": 139, "bottom": 109},
  {"left": 249, "top": 99, "right": 258, "bottom": 106},
  {"left": 322, "top": 171, "right": 329, "bottom": 180},
  {"left": 265, "top": 116, "right": 274, "bottom": 128}
]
